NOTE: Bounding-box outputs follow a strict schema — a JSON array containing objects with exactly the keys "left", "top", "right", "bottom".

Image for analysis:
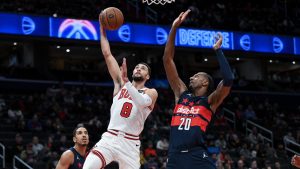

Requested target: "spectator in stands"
[
  {"left": 215, "top": 133, "right": 227, "bottom": 149},
  {"left": 275, "top": 144, "right": 288, "bottom": 161},
  {"left": 156, "top": 137, "right": 169, "bottom": 156},
  {"left": 243, "top": 105, "right": 257, "bottom": 121},
  {"left": 144, "top": 141, "right": 157, "bottom": 158},
  {"left": 247, "top": 127, "right": 263, "bottom": 145},
  {"left": 20, "top": 143, "right": 37, "bottom": 166},
  {"left": 264, "top": 142, "right": 277, "bottom": 161},
  {"left": 236, "top": 159, "right": 246, "bottom": 169},
  {"left": 52, "top": 117, "right": 65, "bottom": 132},
  {"left": 27, "top": 114, "right": 42, "bottom": 132},
  {"left": 13, "top": 133, "right": 24, "bottom": 156},
  {"left": 216, "top": 160, "right": 225, "bottom": 169},
  {"left": 250, "top": 160, "right": 259, "bottom": 169},
  {"left": 274, "top": 161, "right": 281, "bottom": 169},
  {"left": 144, "top": 156, "right": 159, "bottom": 169},
  {"left": 16, "top": 117, "right": 26, "bottom": 132},
  {"left": 7, "top": 104, "right": 23, "bottom": 122},
  {"left": 31, "top": 136, "right": 44, "bottom": 156},
  {"left": 239, "top": 143, "right": 251, "bottom": 162}
]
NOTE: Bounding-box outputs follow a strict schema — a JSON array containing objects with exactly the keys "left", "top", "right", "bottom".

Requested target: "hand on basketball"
[
  {"left": 292, "top": 155, "right": 300, "bottom": 168},
  {"left": 172, "top": 9, "right": 191, "bottom": 28},
  {"left": 121, "top": 58, "right": 129, "bottom": 83},
  {"left": 213, "top": 33, "right": 223, "bottom": 50}
]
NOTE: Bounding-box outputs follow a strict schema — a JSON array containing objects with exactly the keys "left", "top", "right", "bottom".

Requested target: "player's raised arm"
[
  {"left": 99, "top": 14, "right": 123, "bottom": 95},
  {"left": 208, "top": 33, "right": 234, "bottom": 112},
  {"left": 121, "top": 58, "right": 158, "bottom": 110},
  {"left": 163, "top": 10, "right": 190, "bottom": 102}
]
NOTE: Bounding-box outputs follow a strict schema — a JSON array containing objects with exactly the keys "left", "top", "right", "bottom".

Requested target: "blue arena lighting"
[{"left": 0, "top": 12, "right": 299, "bottom": 55}]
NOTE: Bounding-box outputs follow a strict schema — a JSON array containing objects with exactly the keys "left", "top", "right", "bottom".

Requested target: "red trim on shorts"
[
  {"left": 110, "top": 129, "right": 139, "bottom": 137},
  {"left": 107, "top": 131, "right": 140, "bottom": 140},
  {"left": 92, "top": 149, "right": 106, "bottom": 169}
]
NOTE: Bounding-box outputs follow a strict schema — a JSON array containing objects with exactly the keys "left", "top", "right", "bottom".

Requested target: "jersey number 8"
[{"left": 120, "top": 102, "right": 133, "bottom": 118}]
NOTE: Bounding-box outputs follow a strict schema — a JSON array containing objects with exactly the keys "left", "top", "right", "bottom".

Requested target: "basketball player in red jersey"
[{"left": 83, "top": 18, "right": 158, "bottom": 169}]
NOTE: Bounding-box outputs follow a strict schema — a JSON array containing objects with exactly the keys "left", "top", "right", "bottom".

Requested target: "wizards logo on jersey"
[{"left": 171, "top": 96, "right": 213, "bottom": 132}]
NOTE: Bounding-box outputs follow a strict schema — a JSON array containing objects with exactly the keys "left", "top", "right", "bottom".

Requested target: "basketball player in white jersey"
[{"left": 82, "top": 20, "right": 158, "bottom": 169}]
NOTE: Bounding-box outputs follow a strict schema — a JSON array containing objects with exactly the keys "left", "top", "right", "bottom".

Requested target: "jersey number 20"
[
  {"left": 120, "top": 102, "right": 133, "bottom": 118},
  {"left": 178, "top": 118, "right": 191, "bottom": 130}
]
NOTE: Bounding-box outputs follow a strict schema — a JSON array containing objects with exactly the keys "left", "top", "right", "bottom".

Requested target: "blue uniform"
[
  {"left": 166, "top": 91, "right": 216, "bottom": 169},
  {"left": 69, "top": 147, "right": 85, "bottom": 169}
]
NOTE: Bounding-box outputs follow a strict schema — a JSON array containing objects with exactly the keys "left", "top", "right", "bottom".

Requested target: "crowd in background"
[{"left": 0, "top": 83, "right": 299, "bottom": 169}]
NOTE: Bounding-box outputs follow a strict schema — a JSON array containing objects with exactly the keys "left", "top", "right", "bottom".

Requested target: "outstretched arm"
[
  {"left": 99, "top": 13, "right": 123, "bottom": 96},
  {"left": 121, "top": 58, "right": 158, "bottom": 110},
  {"left": 163, "top": 10, "right": 190, "bottom": 103},
  {"left": 208, "top": 33, "right": 234, "bottom": 112}
]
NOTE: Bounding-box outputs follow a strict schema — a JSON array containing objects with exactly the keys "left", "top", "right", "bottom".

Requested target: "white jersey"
[{"left": 107, "top": 85, "right": 152, "bottom": 136}]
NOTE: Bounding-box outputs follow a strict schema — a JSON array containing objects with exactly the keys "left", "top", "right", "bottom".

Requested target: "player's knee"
[{"left": 83, "top": 150, "right": 106, "bottom": 169}]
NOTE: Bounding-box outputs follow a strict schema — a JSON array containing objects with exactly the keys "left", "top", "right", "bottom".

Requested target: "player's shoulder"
[
  {"left": 144, "top": 87, "right": 158, "bottom": 95},
  {"left": 58, "top": 149, "right": 74, "bottom": 165},
  {"left": 61, "top": 149, "right": 75, "bottom": 159}
]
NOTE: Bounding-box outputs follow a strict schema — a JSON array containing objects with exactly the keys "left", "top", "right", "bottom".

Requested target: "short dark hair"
[
  {"left": 138, "top": 62, "right": 151, "bottom": 76},
  {"left": 72, "top": 125, "right": 87, "bottom": 137}
]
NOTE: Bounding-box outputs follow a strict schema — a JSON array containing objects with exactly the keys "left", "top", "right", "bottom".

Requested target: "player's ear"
[
  {"left": 73, "top": 136, "right": 76, "bottom": 143},
  {"left": 146, "top": 74, "right": 150, "bottom": 80},
  {"left": 202, "top": 80, "right": 209, "bottom": 87}
]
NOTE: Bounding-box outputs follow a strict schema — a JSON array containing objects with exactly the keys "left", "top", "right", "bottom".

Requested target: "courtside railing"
[
  {"left": 284, "top": 137, "right": 300, "bottom": 155},
  {"left": 246, "top": 120, "right": 274, "bottom": 147},
  {"left": 223, "top": 108, "right": 236, "bottom": 130},
  {"left": 0, "top": 143, "right": 5, "bottom": 168},
  {"left": 13, "top": 156, "right": 33, "bottom": 169}
]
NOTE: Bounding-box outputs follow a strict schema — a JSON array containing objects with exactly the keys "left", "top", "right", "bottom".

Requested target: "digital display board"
[
  {"left": 0, "top": 13, "right": 49, "bottom": 36},
  {"left": 0, "top": 12, "right": 299, "bottom": 55},
  {"left": 234, "top": 32, "right": 295, "bottom": 54}
]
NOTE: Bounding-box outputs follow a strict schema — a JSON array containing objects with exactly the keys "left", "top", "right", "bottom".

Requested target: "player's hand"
[
  {"left": 292, "top": 155, "right": 300, "bottom": 168},
  {"left": 213, "top": 33, "right": 223, "bottom": 50},
  {"left": 172, "top": 9, "right": 191, "bottom": 28},
  {"left": 121, "top": 58, "right": 129, "bottom": 83}
]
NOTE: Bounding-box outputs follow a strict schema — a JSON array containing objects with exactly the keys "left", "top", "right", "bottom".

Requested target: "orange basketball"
[{"left": 99, "top": 7, "right": 124, "bottom": 30}]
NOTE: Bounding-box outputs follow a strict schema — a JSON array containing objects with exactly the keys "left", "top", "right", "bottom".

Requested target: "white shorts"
[{"left": 85, "top": 130, "right": 141, "bottom": 169}]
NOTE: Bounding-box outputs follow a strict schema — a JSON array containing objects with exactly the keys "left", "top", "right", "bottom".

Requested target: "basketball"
[{"left": 99, "top": 7, "right": 124, "bottom": 30}]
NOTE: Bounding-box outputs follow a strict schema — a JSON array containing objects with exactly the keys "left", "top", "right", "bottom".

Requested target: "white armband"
[{"left": 125, "top": 81, "right": 153, "bottom": 107}]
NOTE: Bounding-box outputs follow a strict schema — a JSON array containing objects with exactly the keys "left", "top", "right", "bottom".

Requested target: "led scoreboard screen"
[{"left": 0, "top": 12, "right": 299, "bottom": 55}]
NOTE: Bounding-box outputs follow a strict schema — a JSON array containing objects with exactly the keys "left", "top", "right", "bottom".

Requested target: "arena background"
[{"left": 0, "top": 0, "right": 299, "bottom": 168}]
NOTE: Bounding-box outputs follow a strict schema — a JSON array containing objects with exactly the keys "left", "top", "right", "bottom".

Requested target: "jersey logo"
[
  {"left": 203, "top": 152, "right": 208, "bottom": 158},
  {"left": 118, "top": 89, "right": 132, "bottom": 100},
  {"left": 176, "top": 105, "right": 200, "bottom": 115}
]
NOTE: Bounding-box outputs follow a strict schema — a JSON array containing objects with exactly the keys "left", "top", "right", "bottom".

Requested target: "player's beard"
[{"left": 132, "top": 75, "right": 144, "bottom": 82}]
